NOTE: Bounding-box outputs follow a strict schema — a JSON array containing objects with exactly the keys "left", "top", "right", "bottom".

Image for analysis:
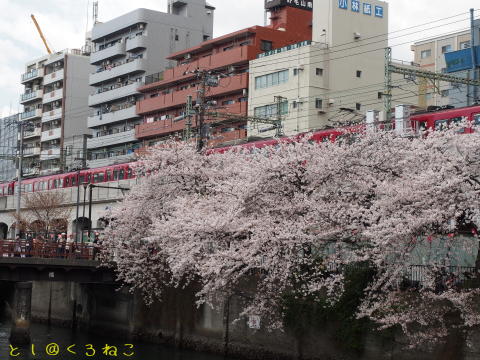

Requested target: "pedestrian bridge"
[{"left": 0, "top": 240, "right": 114, "bottom": 283}]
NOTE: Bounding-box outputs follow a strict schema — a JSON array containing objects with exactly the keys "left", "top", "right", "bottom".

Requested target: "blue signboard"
[
  {"left": 445, "top": 46, "right": 480, "bottom": 73},
  {"left": 351, "top": 0, "right": 360, "bottom": 12},
  {"left": 363, "top": 3, "right": 372, "bottom": 15},
  {"left": 374, "top": 5, "right": 383, "bottom": 17},
  {"left": 338, "top": 0, "right": 348, "bottom": 9}
]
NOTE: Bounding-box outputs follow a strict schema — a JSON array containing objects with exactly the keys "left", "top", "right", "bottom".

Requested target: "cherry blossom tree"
[{"left": 102, "top": 124, "right": 480, "bottom": 347}]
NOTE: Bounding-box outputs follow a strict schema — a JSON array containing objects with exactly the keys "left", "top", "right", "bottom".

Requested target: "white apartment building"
[
  {"left": 19, "top": 49, "right": 93, "bottom": 176},
  {"left": 87, "top": 1, "right": 215, "bottom": 168},
  {"left": 249, "top": 0, "right": 391, "bottom": 136}
]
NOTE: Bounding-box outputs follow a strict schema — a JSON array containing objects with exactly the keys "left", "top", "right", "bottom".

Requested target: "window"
[
  {"left": 356, "top": 70, "right": 362, "bottom": 78},
  {"left": 94, "top": 172, "right": 105, "bottom": 183},
  {"left": 435, "top": 119, "right": 449, "bottom": 130},
  {"left": 316, "top": 68, "right": 324, "bottom": 76},
  {"left": 238, "top": 97, "right": 248, "bottom": 102},
  {"left": 293, "top": 68, "right": 299, "bottom": 76},
  {"left": 356, "top": 103, "right": 361, "bottom": 110},
  {"left": 441, "top": 90, "right": 449, "bottom": 97},
  {"left": 260, "top": 40, "right": 273, "bottom": 52},
  {"left": 460, "top": 41, "right": 470, "bottom": 49},
  {"left": 441, "top": 45, "right": 452, "bottom": 53},
  {"left": 315, "top": 99, "right": 323, "bottom": 109},
  {"left": 223, "top": 46, "right": 234, "bottom": 51},
  {"left": 441, "top": 67, "right": 447, "bottom": 74},
  {"left": 254, "top": 70, "right": 289, "bottom": 89},
  {"left": 175, "top": 34, "right": 179, "bottom": 41},
  {"left": 222, "top": 100, "right": 235, "bottom": 105},
  {"left": 240, "top": 41, "right": 251, "bottom": 46},
  {"left": 254, "top": 101, "right": 288, "bottom": 118},
  {"left": 475, "top": 114, "right": 480, "bottom": 125},
  {"left": 421, "top": 49, "right": 432, "bottom": 59}
]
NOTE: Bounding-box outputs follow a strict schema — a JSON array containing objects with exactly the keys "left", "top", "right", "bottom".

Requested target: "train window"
[
  {"left": 127, "top": 168, "right": 133, "bottom": 178},
  {"left": 94, "top": 172, "right": 105, "bottom": 183},
  {"left": 119, "top": 169, "right": 125, "bottom": 179},
  {"left": 113, "top": 169, "right": 119, "bottom": 180},
  {"left": 475, "top": 114, "right": 480, "bottom": 125},
  {"left": 65, "top": 177, "right": 70, "bottom": 187},
  {"left": 72, "top": 176, "right": 77, "bottom": 186},
  {"left": 42, "top": 181, "right": 47, "bottom": 190},
  {"left": 435, "top": 119, "right": 449, "bottom": 131},
  {"left": 8, "top": 186, "right": 14, "bottom": 195},
  {"left": 25, "top": 184, "right": 33, "bottom": 192},
  {"left": 106, "top": 170, "right": 112, "bottom": 181}
]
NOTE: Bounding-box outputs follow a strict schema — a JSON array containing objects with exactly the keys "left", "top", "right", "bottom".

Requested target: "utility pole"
[
  {"left": 184, "top": 95, "right": 193, "bottom": 142},
  {"left": 15, "top": 122, "right": 24, "bottom": 237},
  {"left": 274, "top": 96, "right": 286, "bottom": 137},
  {"left": 196, "top": 72, "right": 207, "bottom": 152},
  {"left": 470, "top": 8, "right": 478, "bottom": 104}
]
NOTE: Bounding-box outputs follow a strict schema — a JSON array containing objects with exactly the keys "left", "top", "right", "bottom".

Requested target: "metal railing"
[
  {"left": 145, "top": 72, "right": 164, "bottom": 85},
  {"left": 0, "top": 240, "right": 97, "bottom": 260}
]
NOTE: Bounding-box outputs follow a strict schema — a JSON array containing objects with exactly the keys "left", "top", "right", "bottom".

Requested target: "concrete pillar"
[{"left": 10, "top": 282, "right": 32, "bottom": 344}]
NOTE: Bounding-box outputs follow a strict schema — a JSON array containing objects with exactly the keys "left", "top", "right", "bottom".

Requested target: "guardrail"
[{"left": 0, "top": 240, "right": 98, "bottom": 260}]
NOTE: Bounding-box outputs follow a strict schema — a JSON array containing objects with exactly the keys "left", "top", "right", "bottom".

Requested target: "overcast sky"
[{"left": 0, "top": 0, "right": 477, "bottom": 117}]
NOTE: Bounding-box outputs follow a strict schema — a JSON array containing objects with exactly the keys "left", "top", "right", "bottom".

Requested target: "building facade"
[
  {"left": 20, "top": 49, "right": 93, "bottom": 177},
  {"left": 134, "top": 1, "right": 313, "bottom": 148},
  {"left": 0, "top": 114, "right": 19, "bottom": 183},
  {"left": 248, "top": 0, "right": 393, "bottom": 137},
  {"left": 411, "top": 19, "right": 480, "bottom": 108},
  {"left": 87, "top": 1, "right": 215, "bottom": 168}
]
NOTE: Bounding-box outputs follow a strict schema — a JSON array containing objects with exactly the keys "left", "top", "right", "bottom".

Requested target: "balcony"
[
  {"left": 88, "top": 82, "right": 141, "bottom": 107},
  {"left": 142, "top": 45, "right": 257, "bottom": 91},
  {"left": 135, "top": 102, "right": 248, "bottom": 140},
  {"left": 23, "top": 147, "right": 41, "bottom": 157},
  {"left": 88, "top": 106, "right": 138, "bottom": 128},
  {"left": 43, "top": 69, "right": 64, "bottom": 85},
  {"left": 21, "top": 109, "right": 43, "bottom": 121},
  {"left": 40, "top": 167, "right": 61, "bottom": 176},
  {"left": 89, "top": 58, "right": 146, "bottom": 86},
  {"left": 88, "top": 153, "right": 135, "bottom": 169},
  {"left": 20, "top": 90, "right": 43, "bottom": 104},
  {"left": 42, "top": 108, "right": 63, "bottom": 123},
  {"left": 22, "top": 128, "right": 41, "bottom": 140},
  {"left": 23, "top": 168, "right": 39, "bottom": 177},
  {"left": 40, "top": 147, "right": 61, "bottom": 160},
  {"left": 87, "top": 129, "right": 136, "bottom": 149},
  {"left": 137, "top": 73, "right": 249, "bottom": 115},
  {"left": 126, "top": 35, "right": 147, "bottom": 52},
  {"left": 42, "top": 89, "right": 63, "bottom": 104},
  {"left": 41, "top": 127, "right": 62, "bottom": 142},
  {"left": 90, "top": 41, "right": 126, "bottom": 65},
  {"left": 21, "top": 68, "right": 44, "bottom": 83}
]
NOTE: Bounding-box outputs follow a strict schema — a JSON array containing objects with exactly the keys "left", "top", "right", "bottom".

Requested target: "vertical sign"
[
  {"left": 351, "top": 0, "right": 360, "bottom": 12},
  {"left": 374, "top": 5, "right": 384, "bottom": 17},
  {"left": 363, "top": 3, "right": 372, "bottom": 15}
]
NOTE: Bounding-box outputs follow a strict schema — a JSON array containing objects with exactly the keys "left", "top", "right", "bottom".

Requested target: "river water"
[{"left": 0, "top": 319, "right": 233, "bottom": 360}]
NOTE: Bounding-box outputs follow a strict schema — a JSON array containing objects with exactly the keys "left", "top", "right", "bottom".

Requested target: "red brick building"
[{"left": 135, "top": 2, "right": 312, "bottom": 148}]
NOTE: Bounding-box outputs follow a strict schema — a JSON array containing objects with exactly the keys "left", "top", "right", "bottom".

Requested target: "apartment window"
[
  {"left": 316, "top": 68, "right": 324, "bottom": 76},
  {"left": 421, "top": 49, "right": 432, "bottom": 59},
  {"left": 441, "top": 67, "right": 447, "bottom": 74},
  {"left": 292, "top": 101, "right": 298, "bottom": 109},
  {"left": 460, "top": 41, "right": 470, "bottom": 49},
  {"left": 426, "top": 93, "right": 433, "bottom": 100},
  {"left": 315, "top": 99, "right": 323, "bottom": 109},
  {"left": 356, "top": 103, "right": 361, "bottom": 111},
  {"left": 356, "top": 70, "right": 362, "bottom": 78},
  {"left": 203, "top": 35, "right": 210, "bottom": 41},
  {"left": 240, "top": 41, "right": 251, "bottom": 46},
  {"left": 223, "top": 45, "right": 234, "bottom": 51},
  {"left": 260, "top": 40, "right": 273, "bottom": 52},
  {"left": 441, "top": 89, "right": 449, "bottom": 97},
  {"left": 254, "top": 69, "right": 289, "bottom": 89},
  {"left": 254, "top": 101, "right": 288, "bottom": 118},
  {"left": 293, "top": 68, "right": 299, "bottom": 76},
  {"left": 238, "top": 97, "right": 248, "bottom": 102},
  {"left": 175, "top": 34, "right": 179, "bottom": 41},
  {"left": 222, "top": 100, "right": 235, "bottom": 105},
  {"left": 441, "top": 45, "right": 452, "bottom": 53}
]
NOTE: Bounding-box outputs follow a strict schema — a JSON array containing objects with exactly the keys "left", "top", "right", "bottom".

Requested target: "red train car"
[
  {"left": 411, "top": 105, "right": 480, "bottom": 133},
  {"left": 0, "top": 163, "right": 135, "bottom": 197}
]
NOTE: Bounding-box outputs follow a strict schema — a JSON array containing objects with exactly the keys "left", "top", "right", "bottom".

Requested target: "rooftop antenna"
[{"left": 93, "top": 1, "right": 99, "bottom": 24}]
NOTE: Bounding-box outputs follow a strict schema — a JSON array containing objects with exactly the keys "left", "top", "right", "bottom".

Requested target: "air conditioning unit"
[
  {"left": 242, "top": 89, "right": 248, "bottom": 97},
  {"left": 354, "top": 32, "right": 361, "bottom": 40},
  {"left": 184, "top": 53, "right": 191, "bottom": 60},
  {"left": 139, "top": 24, "right": 145, "bottom": 30}
]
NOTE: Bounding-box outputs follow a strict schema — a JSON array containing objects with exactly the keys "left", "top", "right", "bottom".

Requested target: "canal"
[{"left": 0, "top": 318, "right": 234, "bottom": 360}]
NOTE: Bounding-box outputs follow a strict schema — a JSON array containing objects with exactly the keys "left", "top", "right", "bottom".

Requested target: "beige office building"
[
  {"left": 411, "top": 30, "right": 472, "bottom": 108},
  {"left": 248, "top": 0, "right": 417, "bottom": 137}
]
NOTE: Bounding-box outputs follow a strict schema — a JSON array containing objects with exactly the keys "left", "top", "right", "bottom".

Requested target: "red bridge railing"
[{"left": 0, "top": 240, "right": 98, "bottom": 260}]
